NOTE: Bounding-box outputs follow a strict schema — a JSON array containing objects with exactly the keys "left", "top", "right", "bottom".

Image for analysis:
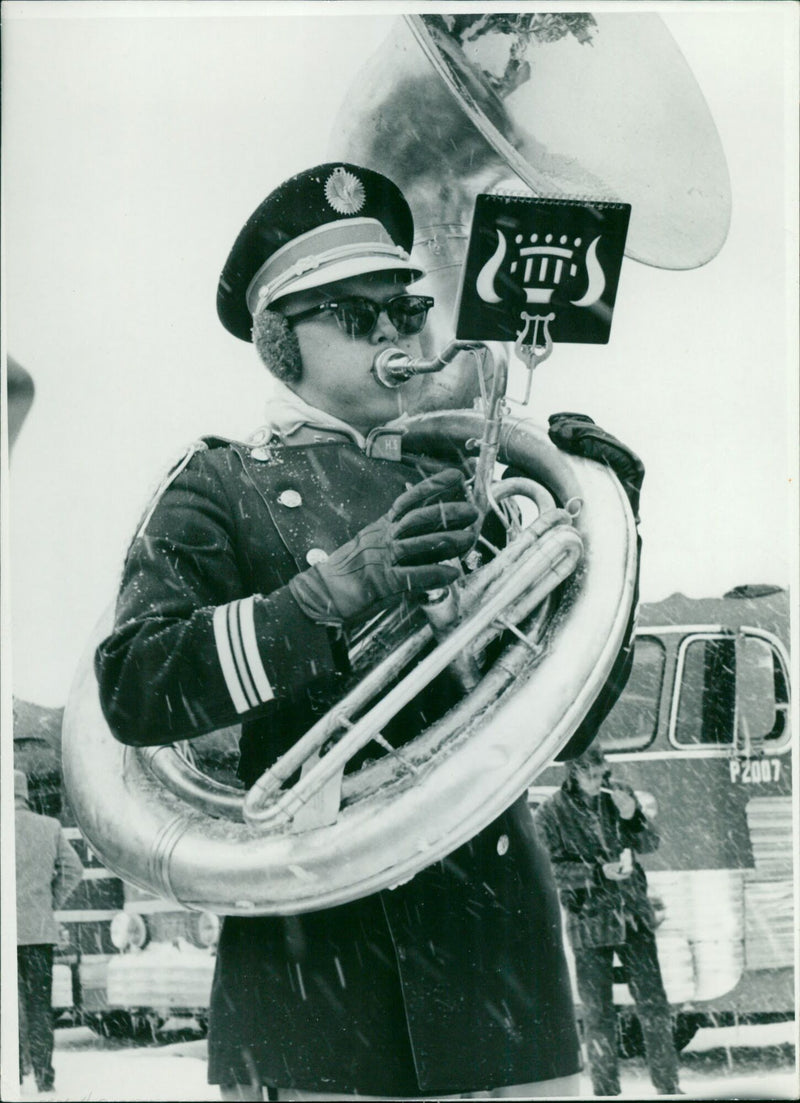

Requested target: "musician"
[{"left": 96, "top": 163, "right": 643, "bottom": 1101}]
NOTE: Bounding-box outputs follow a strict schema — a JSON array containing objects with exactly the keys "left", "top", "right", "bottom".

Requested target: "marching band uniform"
[
  {"left": 97, "top": 163, "right": 642, "bottom": 1098},
  {"left": 96, "top": 410, "right": 579, "bottom": 1095}
]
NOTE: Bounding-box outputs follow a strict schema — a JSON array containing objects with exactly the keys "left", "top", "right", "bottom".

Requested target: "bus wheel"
[{"left": 85, "top": 1011, "right": 163, "bottom": 1042}]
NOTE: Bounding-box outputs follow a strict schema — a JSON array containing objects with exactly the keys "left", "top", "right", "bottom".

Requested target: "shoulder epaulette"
[
  {"left": 199, "top": 434, "right": 242, "bottom": 451},
  {"left": 134, "top": 437, "right": 242, "bottom": 540}
]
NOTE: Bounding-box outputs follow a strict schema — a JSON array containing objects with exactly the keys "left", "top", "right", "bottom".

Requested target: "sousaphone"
[{"left": 62, "top": 12, "right": 730, "bottom": 915}]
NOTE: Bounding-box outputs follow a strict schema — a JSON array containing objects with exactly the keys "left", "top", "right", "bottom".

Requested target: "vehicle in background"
[
  {"left": 530, "top": 584, "right": 794, "bottom": 1054},
  {"left": 53, "top": 824, "right": 220, "bottom": 1040},
  {"left": 86, "top": 727, "right": 243, "bottom": 1038}
]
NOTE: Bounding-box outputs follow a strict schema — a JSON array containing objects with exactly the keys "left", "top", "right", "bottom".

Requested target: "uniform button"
[
  {"left": 496, "top": 834, "right": 510, "bottom": 856},
  {"left": 306, "top": 548, "right": 329, "bottom": 566},
  {"left": 250, "top": 447, "right": 271, "bottom": 461},
  {"left": 278, "top": 489, "right": 302, "bottom": 508},
  {"left": 397, "top": 946, "right": 407, "bottom": 962}
]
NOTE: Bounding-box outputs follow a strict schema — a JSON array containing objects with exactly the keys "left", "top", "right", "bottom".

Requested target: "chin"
[
  {"left": 404, "top": 350, "right": 495, "bottom": 415},
  {"left": 391, "top": 376, "right": 427, "bottom": 418}
]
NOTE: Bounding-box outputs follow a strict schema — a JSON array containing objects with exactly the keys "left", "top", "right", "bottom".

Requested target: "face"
[
  {"left": 278, "top": 272, "right": 430, "bottom": 435},
  {"left": 575, "top": 761, "right": 606, "bottom": 798}
]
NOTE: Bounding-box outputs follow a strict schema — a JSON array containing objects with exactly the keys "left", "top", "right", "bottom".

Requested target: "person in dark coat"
[
  {"left": 95, "top": 162, "right": 643, "bottom": 1101},
  {"left": 15, "top": 769, "right": 83, "bottom": 1094},
  {"left": 534, "top": 743, "right": 682, "bottom": 1096}
]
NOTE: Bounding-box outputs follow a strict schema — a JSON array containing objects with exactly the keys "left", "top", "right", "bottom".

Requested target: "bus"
[{"left": 529, "top": 583, "right": 794, "bottom": 1052}]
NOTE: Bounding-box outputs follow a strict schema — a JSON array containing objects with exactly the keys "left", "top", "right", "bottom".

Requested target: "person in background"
[
  {"left": 534, "top": 743, "right": 682, "bottom": 1097},
  {"left": 95, "top": 162, "right": 643, "bottom": 1101},
  {"left": 15, "top": 769, "right": 84, "bottom": 1094}
]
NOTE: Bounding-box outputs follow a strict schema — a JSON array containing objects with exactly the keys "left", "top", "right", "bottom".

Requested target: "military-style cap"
[{"left": 217, "top": 162, "right": 424, "bottom": 342}]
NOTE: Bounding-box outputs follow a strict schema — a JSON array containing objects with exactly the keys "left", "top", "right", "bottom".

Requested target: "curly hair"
[{"left": 252, "top": 307, "right": 303, "bottom": 384}]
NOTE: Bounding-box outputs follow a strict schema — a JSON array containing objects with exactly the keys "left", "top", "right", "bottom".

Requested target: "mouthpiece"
[
  {"left": 372, "top": 348, "right": 416, "bottom": 388},
  {"left": 372, "top": 339, "right": 486, "bottom": 389}
]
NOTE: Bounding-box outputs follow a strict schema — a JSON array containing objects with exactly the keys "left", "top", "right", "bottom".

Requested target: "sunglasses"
[{"left": 287, "top": 294, "right": 434, "bottom": 339}]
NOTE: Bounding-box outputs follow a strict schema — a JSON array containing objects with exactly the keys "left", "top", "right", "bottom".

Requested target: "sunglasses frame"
[{"left": 287, "top": 294, "right": 435, "bottom": 338}]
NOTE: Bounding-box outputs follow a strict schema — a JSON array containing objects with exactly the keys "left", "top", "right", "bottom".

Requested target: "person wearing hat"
[
  {"left": 15, "top": 769, "right": 84, "bottom": 1094},
  {"left": 95, "top": 162, "right": 644, "bottom": 1101},
  {"left": 533, "top": 744, "right": 682, "bottom": 1097}
]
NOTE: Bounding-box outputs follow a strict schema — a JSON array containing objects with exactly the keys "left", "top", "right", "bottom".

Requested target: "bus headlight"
[
  {"left": 188, "top": 911, "right": 220, "bottom": 949},
  {"left": 110, "top": 911, "right": 148, "bottom": 951}
]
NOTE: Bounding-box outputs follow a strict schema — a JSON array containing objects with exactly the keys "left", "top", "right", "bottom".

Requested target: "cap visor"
[{"left": 269, "top": 256, "right": 424, "bottom": 306}]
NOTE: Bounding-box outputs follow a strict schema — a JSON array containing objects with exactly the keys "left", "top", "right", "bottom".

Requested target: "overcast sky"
[{"left": 3, "top": 1, "right": 798, "bottom": 706}]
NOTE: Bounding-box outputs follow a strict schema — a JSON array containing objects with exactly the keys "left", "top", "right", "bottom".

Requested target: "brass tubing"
[
  {"left": 141, "top": 745, "right": 244, "bottom": 818},
  {"left": 372, "top": 339, "right": 485, "bottom": 387},
  {"left": 244, "top": 524, "right": 582, "bottom": 827}
]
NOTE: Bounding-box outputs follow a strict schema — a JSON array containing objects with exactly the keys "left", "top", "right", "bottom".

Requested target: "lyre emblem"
[{"left": 476, "top": 229, "right": 607, "bottom": 308}]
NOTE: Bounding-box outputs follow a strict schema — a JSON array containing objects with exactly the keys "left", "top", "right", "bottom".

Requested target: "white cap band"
[{"left": 246, "top": 218, "right": 423, "bottom": 314}]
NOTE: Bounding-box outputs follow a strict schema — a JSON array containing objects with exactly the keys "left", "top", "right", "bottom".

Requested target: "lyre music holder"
[{"left": 454, "top": 193, "right": 631, "bottom": 400}]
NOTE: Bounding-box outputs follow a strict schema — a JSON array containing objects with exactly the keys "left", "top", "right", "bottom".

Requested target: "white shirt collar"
[
  {"left": 251, "top": 377, "right": 410, "bottom": 453},
  {"left": 252, "top": 377, "right": 367, "bottom": 448}
]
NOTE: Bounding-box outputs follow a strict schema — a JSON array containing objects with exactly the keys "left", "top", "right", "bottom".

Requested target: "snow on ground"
[
  {"left": 13, "top": 1032, "right": 210, "bottom": 1102},
  {"left": 3, "top": 1021, "right": 798, "bottom": 1102}
]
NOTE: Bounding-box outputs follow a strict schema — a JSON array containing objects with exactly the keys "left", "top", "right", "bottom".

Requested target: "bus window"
[
  {"left": 766, "top": 643, "right": 790, "bottom": 745},
  {"left": 675, "top": 636, "right": 736, "bottom": 746},
  {"left": 599, "top": 636, "right": 665, "bottom": 751},
  {"left": 735, "top": 633, "right": 790, "bottom": 749}
]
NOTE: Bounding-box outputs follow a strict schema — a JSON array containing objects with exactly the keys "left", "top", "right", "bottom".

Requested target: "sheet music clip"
[{"left": 513, "top": 311, "right": 555, "bottom": 406}]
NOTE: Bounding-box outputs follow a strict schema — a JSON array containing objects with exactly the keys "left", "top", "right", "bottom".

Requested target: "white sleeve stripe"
[
  {"left": 238, "top": 595, "right": 275, "bottom": 704},
  {"left": 228, "top": 602, "right": 259, "bottom": 709},
  {"left": 213, "top": 605, "right": 250, "bottom": 713}
]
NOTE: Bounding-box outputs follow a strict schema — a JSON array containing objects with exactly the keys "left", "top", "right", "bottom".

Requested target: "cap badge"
[{"left": 324, "top": 167, "right": 366, "bottom": 216}]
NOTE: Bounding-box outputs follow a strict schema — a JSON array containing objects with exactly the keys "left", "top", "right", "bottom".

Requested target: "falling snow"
[{"left": 3, "top": 1021, "right": 797, "bottom": 1102}]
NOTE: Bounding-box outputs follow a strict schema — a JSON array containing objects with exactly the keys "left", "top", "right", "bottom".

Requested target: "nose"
[{"left": 368, "top": 306, "right": 399, "bottom": 345}]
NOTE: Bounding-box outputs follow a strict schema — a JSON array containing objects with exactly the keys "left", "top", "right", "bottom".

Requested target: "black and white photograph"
[{"left": 2, "top": 2, "right": 798, "bottom": 1100}]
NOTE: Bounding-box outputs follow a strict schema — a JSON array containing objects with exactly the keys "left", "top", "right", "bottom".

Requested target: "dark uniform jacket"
[
  {"left": 95, "top": 430, "right": 579, "bottom": 1096},
  {"left": 534, "top": 774, "right": 659, "bottom": 951}
]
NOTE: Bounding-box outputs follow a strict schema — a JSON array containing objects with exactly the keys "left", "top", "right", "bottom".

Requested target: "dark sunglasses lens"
[
  {"left": 389, "top": 296, "right": 431, "bottom": 335},
  {"left": 331, "top": 296, "right": 432, "bottom": 337},
  {"left": 335, "top": 300, "right": 379, "bottom": 338}
]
